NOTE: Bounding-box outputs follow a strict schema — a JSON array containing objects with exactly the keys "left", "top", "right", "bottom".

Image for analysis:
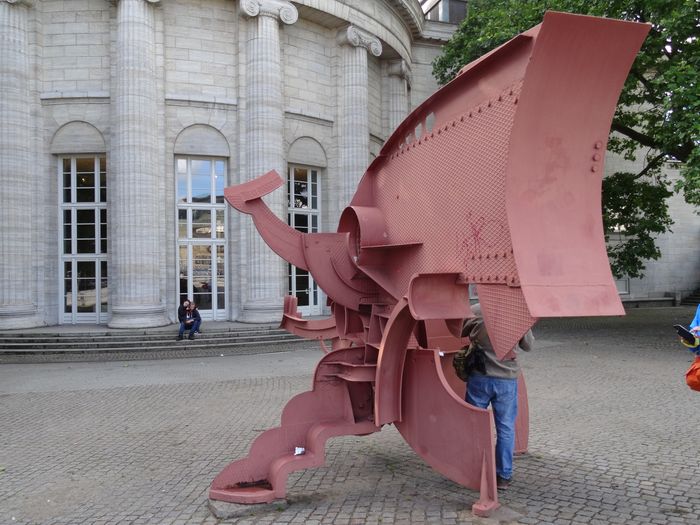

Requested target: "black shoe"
[
  {"left": 188, "top": 334, "right": 195, "bottom": 340},
  {"left": 176, "top": 335, "right": 183, "bottom": 341},
  {"left": 496, "top": 475, "right": 511, "bottom": 489}
]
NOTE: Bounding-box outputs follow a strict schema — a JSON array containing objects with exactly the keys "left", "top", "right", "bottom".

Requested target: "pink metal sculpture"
[{"left": 210, "top": 12, "right": 649, "bottom": 516}]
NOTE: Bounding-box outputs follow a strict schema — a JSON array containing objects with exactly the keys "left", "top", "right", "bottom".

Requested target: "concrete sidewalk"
[{"left": 0, "top": 306, "right": 698, "bottom": 525}]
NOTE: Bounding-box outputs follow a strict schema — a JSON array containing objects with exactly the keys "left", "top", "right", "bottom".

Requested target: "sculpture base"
[
  {"left": 472, "top": 500, "right": 500, "bottom": 517},
  {"left": 473, "top": 501, "right": 522, "bottom": 520},
  {"left": 108, "top": 304, "right": 169, "bottom": 328},
  {"left": 208, "top": 498, "right": 288, "bottom": 520}
]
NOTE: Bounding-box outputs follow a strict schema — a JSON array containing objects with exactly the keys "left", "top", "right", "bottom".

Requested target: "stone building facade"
[
  {"left": 0, "top": 0, "right": 455, "bottom": 328},
  {"left": 605, "top": 155, "right": 700, "bottom": 304},
  {"left": 1, "top": 0, "right": 697, "bottom": 329}
]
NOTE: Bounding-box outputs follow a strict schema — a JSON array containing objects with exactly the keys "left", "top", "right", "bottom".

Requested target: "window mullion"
[
  {"left": 70, "top": 208, "right": 76, "bottom": 256},
  {"left": 210, "top": 159, "right": 216, "bottom": 206},
  {"left": 70, "top": 259, "right": 76, "bottom": 318},
  {"left": 95, "top": 257, "right": 101, "bottom": 317},
  {"left": 94, "top": 156, "right": 99, "bottom": 203},
  {"left": 211, "top": 247, "right": 217, "bottom": 313},
  {"left": 71, "top": 157, "right": 76, "bottom": 205},
  {"left": 187, "top": 244, "right": 193, "bottom": 299},
  {"left": 211, "top": 203, "right": 216, "bottom": 241},
  {"left": 187, "top": 159, "right": 192, "bottom": 203},
  {"left": 188, "top": 207, "right": 192, "bottom": 241}
]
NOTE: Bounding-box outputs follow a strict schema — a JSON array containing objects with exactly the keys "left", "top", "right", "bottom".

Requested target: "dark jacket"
[
  {"left": 177, "top": 304, "right": 189, "bottom": 323},
  {"left": 461, "top": 303, "right": 534, "bottom": 379},
  {"left": 189, "top": 307, "right": 201, "bottom": 321}
]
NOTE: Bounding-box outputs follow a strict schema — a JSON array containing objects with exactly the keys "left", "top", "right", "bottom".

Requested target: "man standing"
[{"left": 461, "top": 303, "right": 534, "bottom": 489}]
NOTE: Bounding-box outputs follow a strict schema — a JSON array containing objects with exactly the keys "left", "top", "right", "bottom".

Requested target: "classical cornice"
[
  {"left": 337, "top": 25, "right": 382, "bottom": 57},
  {"left": 240, "top": 0, "right": 298, "bottom": 24},
  {"left": 384, "top": 0, "right": 424, "bottom": 38},
  {"left": 420, "top": 19, "right": 458, "bottom": 43}
]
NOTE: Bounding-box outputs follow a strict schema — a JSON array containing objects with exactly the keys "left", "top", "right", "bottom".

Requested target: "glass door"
[
  {"left": 176, "top": 157, "right": 227, "bottom": 320},
  {"left": 288, "top": 166, "right": 321, "bottom": 316},
  {"left": 59, "top": 157, "right": 109, "bottom": 324}
]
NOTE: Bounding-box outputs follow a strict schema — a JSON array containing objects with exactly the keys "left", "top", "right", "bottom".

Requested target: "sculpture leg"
[
  {"left": 209, "top": 347, "right": 379, "bottom": 504},
  {"left": 372, "top": 299, "right": 499, "bottom": 516},
  {"left": 514, "top": 373, "right": 529, "bottom": 454},
  {"left": 395, "top": 348, "right": 500, "bottom": 516}
]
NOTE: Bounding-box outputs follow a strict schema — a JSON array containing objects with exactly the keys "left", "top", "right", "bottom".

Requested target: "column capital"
[
  {"left": 240, "top": 0, "right": 298, "bottom": 24},
  {"left": 111, "top": 0, "right": 160, "bottom": 5},
  {"left": 388, "top": 59, "right": 411, "bottom": 82},
  {"left": 0, "top": 0, "right": 33, "bottom": 6},
  {"left": 337, "top": 25, "right": 382, "bottom": 57}
]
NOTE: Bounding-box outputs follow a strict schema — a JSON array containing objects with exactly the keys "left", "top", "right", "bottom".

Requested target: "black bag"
[{"left": 452, "top": 342, "right": 486, "bottom": 382}]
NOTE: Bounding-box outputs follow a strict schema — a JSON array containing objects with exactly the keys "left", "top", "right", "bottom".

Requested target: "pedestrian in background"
[{"left": 461, "top": 303, "right": 534, "bottom": 489}]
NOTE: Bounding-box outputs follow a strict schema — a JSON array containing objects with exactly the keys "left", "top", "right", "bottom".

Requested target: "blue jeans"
[
  {"left": 178, "top": 318, "right": 201, "bottom": 337},
  {"left": 465, "top": 374, "right": 518, "bottom": 480}
]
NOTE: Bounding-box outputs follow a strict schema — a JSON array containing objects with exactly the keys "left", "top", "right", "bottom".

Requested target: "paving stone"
[{"left": 1, "top": 308, "right": 699, "bottom": 524}]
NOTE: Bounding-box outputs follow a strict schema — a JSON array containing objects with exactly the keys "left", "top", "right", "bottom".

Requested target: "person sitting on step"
[{"left": 176, "top": 299, "right": 201, "bottom": 340}]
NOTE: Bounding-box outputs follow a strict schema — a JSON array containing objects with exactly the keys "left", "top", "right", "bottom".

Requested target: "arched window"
[
  {"left": 286, "top": 137, "right": 327, "bottom": 316},
  {"left": 52, "top": 122, "right": 108, "bottom": 324},
  {"left": 287, "top": 165, "right": 321, "bottom": 315},
  {"left": 174, "top": 125, "right": 231, "bottom": 320}
]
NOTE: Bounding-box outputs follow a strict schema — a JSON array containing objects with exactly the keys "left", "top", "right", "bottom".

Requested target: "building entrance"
[
  {"left": 176, "top": 157, "right": 227, "bottom": 320},
  {"left": 59, "top": 157, "right": 109, "bottom": 324},
  {"left": 288, "top": 166, "right": 322, "bottom": 316}
]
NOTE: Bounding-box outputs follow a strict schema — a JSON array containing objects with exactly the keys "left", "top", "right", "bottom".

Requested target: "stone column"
[
  {"left": 108, "top": 0, "right": 168, "bottom": 327},
  {"left": 239, "top": 0, "right": 298, "bottom": 322},
  {"left": 336, "top": 25, "right": 382, "bottom": 212},
  {"left": 0, "top": 0, "right": 39, "bottom": 328},
  {"left": 387, "top": 59, "right": 411, "bottom": 133}
]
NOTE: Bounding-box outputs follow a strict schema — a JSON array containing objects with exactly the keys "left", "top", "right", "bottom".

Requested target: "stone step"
[
  {"left": 0, "top": 333, "right": 303, "bottom": 351},
  {"left": 0, "top": 329, "right": 292, "bottom": 344},
  {"left": 0, "top": 325, "right": 309, "bottom": 355},
  {"left": 0, "top": 337, "right": 310, "bottom": 356},
  {"left": 2, "top": 326, "right": 285, "bottom": 339},
  {"left": 681, "top": 294, "right": 700, "bottom": 306}
]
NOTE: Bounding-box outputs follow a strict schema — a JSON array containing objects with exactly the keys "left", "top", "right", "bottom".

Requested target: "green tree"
[{"left": 432, "top": 0, "right": 698, "bottom": 278}]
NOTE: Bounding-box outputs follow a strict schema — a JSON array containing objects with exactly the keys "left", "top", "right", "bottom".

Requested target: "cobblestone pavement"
[{"left": 1, "top": 307, "right": 699, "bottom": 525}]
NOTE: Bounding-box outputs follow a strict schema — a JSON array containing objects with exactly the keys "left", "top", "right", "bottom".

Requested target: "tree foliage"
[{"left": 432, "top": 0, "right": 699, "bottom": 278}]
